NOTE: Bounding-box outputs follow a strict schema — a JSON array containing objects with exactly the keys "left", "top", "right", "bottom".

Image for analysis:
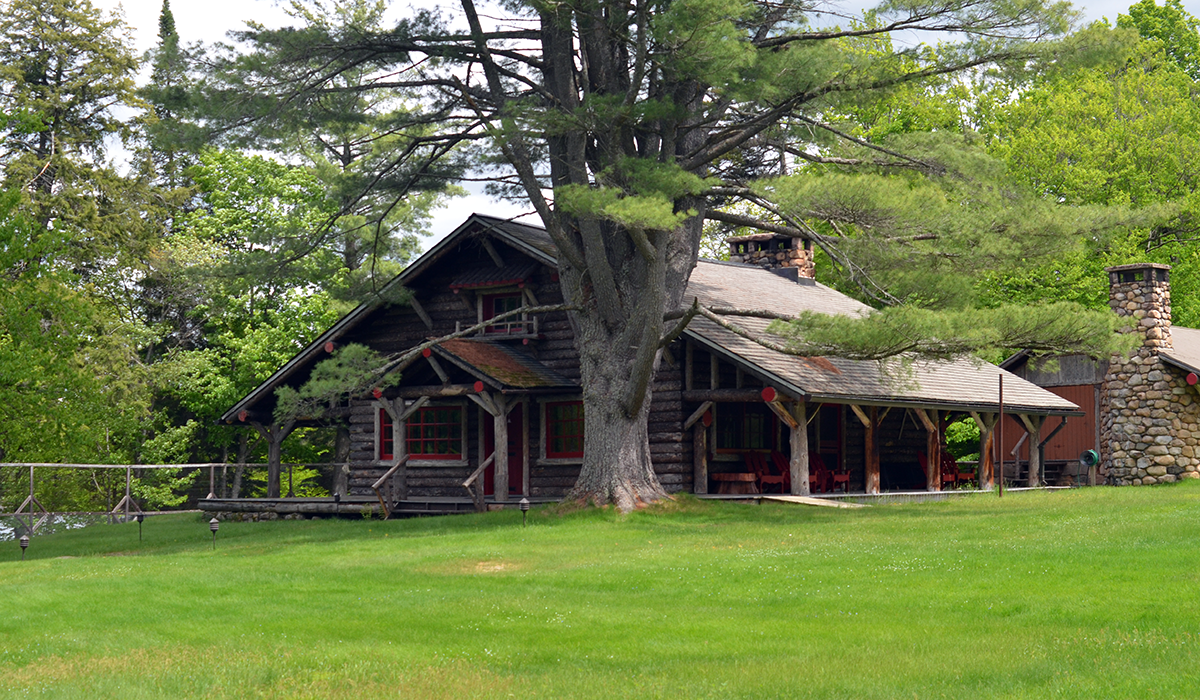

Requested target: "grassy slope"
[{"left": 2, "top": 484, "right": 1200, "bottom": 699}]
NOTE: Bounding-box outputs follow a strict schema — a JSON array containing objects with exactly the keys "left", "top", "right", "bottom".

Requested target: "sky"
[{"left": 94, "top": 0, "right": 1200, "bottom": 244}]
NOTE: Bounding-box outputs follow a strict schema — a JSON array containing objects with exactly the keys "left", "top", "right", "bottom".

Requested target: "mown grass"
[{"left": 3, "top": 484, "right": 1200, "bottom": 699}]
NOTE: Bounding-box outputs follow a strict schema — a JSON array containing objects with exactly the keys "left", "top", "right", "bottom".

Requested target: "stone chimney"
[
  {"left": 1100, "top": 262, "right": 1200, "bottom": 485},
  {"left": 1107, "top": 263, "right": 1172, "bottom": 349},
  {"left": 727, "top": 233, "right": 815, "bottom": 280}
]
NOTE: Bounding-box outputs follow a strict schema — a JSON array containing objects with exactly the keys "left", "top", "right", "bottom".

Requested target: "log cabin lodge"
[{"left": 207, "top": 214, "right": 1084, "bottom": 518}]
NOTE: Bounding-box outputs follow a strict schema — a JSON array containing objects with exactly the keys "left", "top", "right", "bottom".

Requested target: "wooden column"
[
  {"left": 494, "top": 394, "right": 509, "bottom": 501},
  {"left": 914, "top": 408, "right": 942, "bottom": 492},
  {"left": 969, "top": 411, "right": 998, "bottom": 491},
  {"left": 791, "top": 401, "right": 810, "bottom": 496},
  {"left": 850, "top": 405, "right": 883, "bottom": 495},
  {"left": 685, "top": 402, "right": 713, "bottom": 495},
  {"left": 252, "top": 420, "right": 296, "bottom": 499},
  {"left": 1019, "top": 414, "right": 1046, "bottom": 487}
]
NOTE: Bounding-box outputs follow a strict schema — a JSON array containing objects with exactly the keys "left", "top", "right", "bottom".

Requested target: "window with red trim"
[
  {"left": 483, "top": 292, "right": 525, "bottom": 334},
  {"left": 546, "top": 401, "right": 584, "bottom": 458},
  {"left": 378, "top": 408, "right": 394, "bottom": 460},
  {"left": 405, "top": 406, "right": 464, "bottom": 459}
]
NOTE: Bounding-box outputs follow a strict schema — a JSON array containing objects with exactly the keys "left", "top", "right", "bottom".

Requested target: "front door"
[{"left": 484, "top": 404, "right": 524, "bottom": 496}]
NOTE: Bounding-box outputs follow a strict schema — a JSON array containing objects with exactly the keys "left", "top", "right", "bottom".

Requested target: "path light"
[
  {"left": 19, "top": 535, "right": 28, "bottom": 561},
  {"left": 520, "top": 497, "right": 530, "bottom": 528},
  {"left": 209, "top": 517, "right": 220, "bottom": 550},
  {"left": 136, "top": 512, "right": 144, "bottom": 542}
]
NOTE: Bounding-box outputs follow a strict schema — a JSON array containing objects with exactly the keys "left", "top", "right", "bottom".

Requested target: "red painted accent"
[
  {"left": 1189, "top": 373, "right": 1198, "bottom": 386},
  {"left": 551, "top": 273, "right": 559, "bottom": 282},
  {"left": 760, "top": 387, "right": 777, "bottom": 402},
  {"left": 473, "top": 381, "right": 485, "bottom": 393},
  {"left": 702, "top": 411, "right": 713, "bottom": 428},
  {"left": 422, "top": 348, "right": 432, "bottom": 358},
  {"left": 324, "top": 341, "right": 336, "bottom": 353},
  {"left": 372, "top": 387, "right": 383, "bottom": 399},
  {"left": 522, "top": 338, "right": 529, "bottom": 345},
  {"left": 238, "top": 410, "right": 248, "bottom": 422}
]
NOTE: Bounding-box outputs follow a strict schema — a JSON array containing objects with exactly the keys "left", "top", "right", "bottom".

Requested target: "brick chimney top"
[
  {"left": 727, "top": 233, "right": 814, "bottom": 279},
  {"left": 1106, "top": 263, "right": 1172, "bottom": 350}
]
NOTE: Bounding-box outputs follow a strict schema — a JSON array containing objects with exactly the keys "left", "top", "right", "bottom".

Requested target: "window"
[
  {"left": 483, "top": 292, "right": 526, "bottom": 334},
  {"left": 715, "top": 403, "right": 776, "bottom": 452},
  {"left": 406, "top": 406, "right": 464, "bottom": 459},
  {"left": 545, "top": 401, "right": 585, "bottom": 459},
  {"left": 378, "top": 408, "right": 395, "bottom": 460}
]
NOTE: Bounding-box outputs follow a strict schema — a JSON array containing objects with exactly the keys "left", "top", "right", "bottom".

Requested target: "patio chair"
[{"left": 747, "top": 452, "right": 786, "bottom": 493}]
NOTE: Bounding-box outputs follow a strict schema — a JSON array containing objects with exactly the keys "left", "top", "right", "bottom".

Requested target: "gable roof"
[
  {"left": 221, "top": 214, "right": 1078, "bottom": 423},
  {"left": 219, "top": 214, "right": 552, "bottom": 423},
  {"left": 435, "top": 339, "right": 576, "bottom": 389}
]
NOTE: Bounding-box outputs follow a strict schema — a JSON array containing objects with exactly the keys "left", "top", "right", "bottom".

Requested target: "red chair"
[
  {"left": 770, "top": 452, "right": 793, "bottom": 493},
  {"left": 940, "top": 451, "right": 960, "bottom": 489},
  {"left": 830, "top": 468, "right": 850, "bottom": 493},
  {"left": 747, "top": 452, "right": 786, "bottom": 493},
  {"left": 809, "top": 453, "right": 833, "bottom": 494}
]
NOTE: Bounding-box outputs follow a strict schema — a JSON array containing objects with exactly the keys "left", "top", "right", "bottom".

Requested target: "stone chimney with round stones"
[
  {"left": 1100, "top": 262, "right": 1200, "bottom": 485},
  {"left": 727, "top": 233, "right": 815, "bottom": 282}
]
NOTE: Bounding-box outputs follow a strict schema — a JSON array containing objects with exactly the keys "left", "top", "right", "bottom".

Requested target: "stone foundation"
[{"left": 1101, "top": 263, "right": 1200, "bottom": 484}]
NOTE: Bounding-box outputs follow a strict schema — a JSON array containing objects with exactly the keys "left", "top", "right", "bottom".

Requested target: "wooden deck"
[{"left": 199, "top": 495, "right": 560, "bottom": 519}]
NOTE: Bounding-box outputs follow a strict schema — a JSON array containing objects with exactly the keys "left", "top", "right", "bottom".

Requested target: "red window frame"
[
  {"left": 379, "top": 408, "right": 394, "bottom": 460},
  {"left": 545, "top": 401, "right": 585, "bottom": 459},
  {"left": 405, "top": 406, "right": 464, "bottom": 459},
  {"left": 483, "top": 292, "right": 525, "bottom": 334}
]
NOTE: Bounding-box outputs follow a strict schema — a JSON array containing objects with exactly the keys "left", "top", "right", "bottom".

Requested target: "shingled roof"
[{"left": 683, "top": 260, "right": 1079, "bottom": 415}]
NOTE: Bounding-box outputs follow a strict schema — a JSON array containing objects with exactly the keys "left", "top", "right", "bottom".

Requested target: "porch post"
[
  {"left": 494, "top": 394, "right": 509, "bottom": 501},
  {"left": 790, "top": 402, "right": 810, "bottom": 496},
  {"left": 969, "top": 411, "right": 998, "bottom": 491},
  {"left": 1019, "top": 414, "right": 1046, "bottom": 487},
  {"left": 850, "top": 405, "right": 881, "bottom": 495},
  {"left": 252, "top": 420, "right": 297, "bottom": 499},
  {"left": 685, "top": 401, "right": 713, "bottom": 495},
  {"left": 914, "top": 408, "right": 941, "bottom": 492}
]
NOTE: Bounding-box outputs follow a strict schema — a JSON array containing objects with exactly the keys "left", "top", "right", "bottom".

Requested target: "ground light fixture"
[
  {"left": 136, "top": 512, "right": 145, "bottom": 542},
  {"left": 209, "top": 517, "right": 220, "bottom": 550},
  {"left": 520, "top": 497, "right": 530, "bottom": 527},
  {"left": 19, "top": 535, "right": 28, "bottom": 561}
]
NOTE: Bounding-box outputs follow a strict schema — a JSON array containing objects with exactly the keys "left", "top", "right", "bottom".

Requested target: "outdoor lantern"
[
  {"left": 136, "top": 512, "right": 145, "bottom": 542},
  {"left": 209, "top": 517, "right": 220, "bottom": 550},
  {"left": 18, "top": 535, "right": 28, "bottom": 561},
  {"left": 520, "top": 497, "right": 530, "bottom": 527}
]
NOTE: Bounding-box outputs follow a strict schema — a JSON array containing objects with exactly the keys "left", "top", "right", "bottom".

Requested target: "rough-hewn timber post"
[
  {"left": 252, "top": 420, "right": 297, "bottom": 499},
  {"left": 915, "top": 408, "right": 941, "bottom": 492},
  {"left": 494, "top": 394, "right": 509, "bottom": 501},
  {"left": 790, "top": 402, "right": 810, "bottom": 496},
  {"left": 850, "top": 405, "right": 881, "bottom": 495},
  {"left": 969, "top": 412, "right": 998, "bottom": 491},
  {"left": 1019, "top": 414, "right": 1045, "bottom": 487}
]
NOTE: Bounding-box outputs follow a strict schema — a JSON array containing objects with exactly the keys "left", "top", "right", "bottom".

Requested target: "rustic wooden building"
[{"left": 214, "top": 214, "right": 1079, "bottom": 516}]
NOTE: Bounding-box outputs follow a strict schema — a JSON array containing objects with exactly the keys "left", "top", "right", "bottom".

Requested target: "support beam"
[
  {"left": 685, "top": 342, "right": 694, "bottom": 392},
  {"left": 710, "top": 354, "right": 719, "bottom": 390},
  {"left": 692, "top": 412, "right": 711, "bottom": 495},
  {"left": 850, "top": 405, "right": 881, "bottom": 495},
  {"left": 968, "top": 411, "right": 998, "bottom": 491},
  {"left": 913, "top": 408, "right": 941, "bottom": 492},
  {"left": 251, "top": 420, "right": 297, "bottom": 499},
  {"left": 424, "top": 351, "right": 450, "bottom": 384},
  {"left": 790, "top": 401, "right": 810, "bottom": 496},
  {"left": 481, "top": 238, "right": 506, "bottom": 267},
  {"left": 493, "top": 394, "right": 509, "bottom": 502},
  {"left": 682, "top": 389, "right": 787, "bottom": 402},
  {"left": 1018, "top": 414, "right": 1046, "bottom": 487},
  {"left": 409, "top": 297, "right": 434, "bottom": 330}
]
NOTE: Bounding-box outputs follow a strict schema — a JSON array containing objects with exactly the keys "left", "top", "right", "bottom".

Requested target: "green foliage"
[
  {"left": 769, "top": 301, "right": 1135, "bottom": 362},
  {"left": 1118, "top": 0, "right": 1200, "bottom": 79},
  {"left": 273, "top": 343, "right": 399, "bottom": 424},
  {"left": 944, "top": 417, "right": 981, "bottom": 460}
]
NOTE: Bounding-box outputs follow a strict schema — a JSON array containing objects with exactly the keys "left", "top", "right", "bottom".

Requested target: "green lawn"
[{"left": 3, "top": 484, "right": 1200, "bottom": 699}]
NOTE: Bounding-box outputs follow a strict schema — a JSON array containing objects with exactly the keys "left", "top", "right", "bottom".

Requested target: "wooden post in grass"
[
  {"left": 915, "top": 408, "right": 941, "bottom": 492},
  {"left": 850, "top": 405, "right": 884, "bottom": 495},
  {"left": 969, "top": 411, "right": 998, "bottom": 491},
  {"left": 1019, "top": 414, "right": 1046, "bottom": 487}
]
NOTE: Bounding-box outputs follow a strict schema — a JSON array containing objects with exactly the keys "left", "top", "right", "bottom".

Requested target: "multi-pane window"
[
  {"left": 483, "top": 293, "right": 525, "bottom": 334},
  {"left": 378, "top": 408, "right": 395, "bottom": 460},
  {"left": 545, "top": 401, "right": 584, "bottom": 458},
  {"left": 715, "top": 403, "right": 775, "bottom": 452},
  {"left": 406, "top": 406, "right": 464, "bottom": 459}
]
